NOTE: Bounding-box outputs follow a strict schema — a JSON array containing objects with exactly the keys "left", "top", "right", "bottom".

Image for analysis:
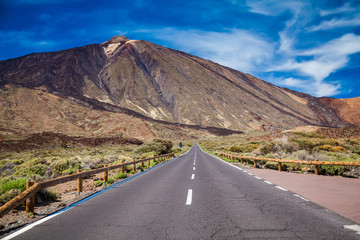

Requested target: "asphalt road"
[{"left": 3, "top": 144, "right": 360, "bottom": 239}]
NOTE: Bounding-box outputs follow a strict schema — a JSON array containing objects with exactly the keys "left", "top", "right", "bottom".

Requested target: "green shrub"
[
  {"left": 319, "top": 165, "right": 348, "bottom": 176},
  {"left": 107, "top": 178, "right": 115, "bottom": 185},
  {"left": 0, "top": 178, "right": 27, "bottom": 194},
  {"left": 94, "top": 180, "right": 104, "bottom": 187},
  {"left": 260, "top": 142, "right": 276, "bottom": 155},
  {"left": 13, "top": 164, "right": 48, "bottom": 177},
  {"left": 229, "top": 145, "right": 242, "bottom": 153},
  {"left": 284, "top": 143, "right": 297, "bottom": 153},
  {"left": 264, "top": 162, "right": 278, "bottom": 170},
  {"left": 37, "top": 189, "right": 58, "bottom": 201},
  {"left": 0, "top": 189, "right": 22, "bottom": 205},
  {"left": 296, "top": 139, "right": 316, "bottom": 152},
  {"left": 136, "top": 164, "right": 145, "bottom": 172},
  {"left": 50, "top": 159, "right": 80, "bottom": 176},
  {"left": 319, "top": 145, "right": 332, "bottom": 151},
  {"left": 115, "top": 173, "right": 128, "bottom": 179},
  {"left": 229, "top": 144, "right": 259, "bottom": 153},
  {"left": 293, "top": 132, "right": 324, "bottom": 138},
  {"left": 125, "top": 165, "right": 133, "bottom": 173},
  {"left": 136, "top": 139, "right": 173, "bottom": 155},
  {"left": 129, "top": 170, "right": 136, "bottom": 174},
  {"left": 171, "top": 147, "right": 182, "bottom": 154},
  {"left": 12, "top": 159, "right": 24, "bottom": 165}
]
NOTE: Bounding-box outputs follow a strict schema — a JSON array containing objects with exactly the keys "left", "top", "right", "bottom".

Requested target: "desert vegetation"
[
  {"left": 0, "top": 138, "right": 192, "bottom": 206},
  {"left": 199, "top": 127, "right": 360, "bottom": 178}
]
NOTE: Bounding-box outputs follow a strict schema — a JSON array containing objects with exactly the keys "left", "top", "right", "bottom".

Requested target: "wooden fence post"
[
  {"left": 133, "top": 162, "right": 136, "bottom": 171},
  {"left": 278, "top": 162, "right": 282, "bottom": 172},
  {"left": 241, "top": 158, "right": 243, "bottom": 164},
  {"left": 77, "top": 169, "right": 82, "bottom": 194},
  {"left": 141, "top": 161, "right": 145, "bottom": 168},
  {"left": 315, "top": 164, "right": 319, "bottom": 175},
  {"left": 26, "top": 180, "right": 35, "bottom": 214},
  {"left": 253, "top": 160, "right": 257, "bottom": 168},
  {"left": 104, "top": 165, "right": 108, "bottom": 183}
]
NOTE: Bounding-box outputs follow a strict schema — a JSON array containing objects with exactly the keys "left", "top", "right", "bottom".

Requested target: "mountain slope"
[
  {"left": 320, "top": 97, "right": 360, "bottom": 126},
  {"left": 0, "top": 36, "right": 351, "bottom": 137},
  {"left": 0, "top": 85, "right": 238, "bottom": 141}
]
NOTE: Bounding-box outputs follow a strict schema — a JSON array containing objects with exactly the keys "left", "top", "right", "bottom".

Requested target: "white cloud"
[
  {"left": 301, "top": 33, "right": 360, "bottom": 58},
  {"left": 319, "top": 2, "right": 357, "bottom": 16},
  {"left": 313, "top": 81, "right": 341, "bottom": 97},
  {"left": 146, "top": 28, "right": 275, "bottom": 73},
  {"left": 270, "top": 33, "right": 360, "bottom": 96},
  {"left": 246, "top": 0, "right": 305, "bottom": 16},
  {"left": 273, "top": 76, "right": 341, "bottom": 97},
  {"left": 308, "top": 15, "right": 360, "bottom": 31}
]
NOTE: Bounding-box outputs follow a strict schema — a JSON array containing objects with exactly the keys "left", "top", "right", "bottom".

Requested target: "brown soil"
[
  {"left": 0, "top": 132, "right": 143, "bottom": 151},
  {"left": 316, "top": 126, "right": 360, "bottom": 139}
]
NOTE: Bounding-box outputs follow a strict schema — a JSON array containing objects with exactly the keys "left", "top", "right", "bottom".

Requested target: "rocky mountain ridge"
[{"left": 0, "top": 36, "right": 358, "bottom": 140}]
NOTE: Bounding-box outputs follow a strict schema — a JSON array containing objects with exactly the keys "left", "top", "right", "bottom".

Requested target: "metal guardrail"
[
  {"left": 218, "top": 152, "right": 360, "bottom": 175},
  {"left": 0, "top": 153, "right": 174, "bottom": 217}
]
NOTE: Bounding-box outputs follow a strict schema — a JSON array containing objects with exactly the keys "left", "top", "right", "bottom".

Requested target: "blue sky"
[{"left": 0, "top": 0, "right": 359, "bottom": 98}]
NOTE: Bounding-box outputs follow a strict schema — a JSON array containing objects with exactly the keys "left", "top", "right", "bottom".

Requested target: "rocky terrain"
[
  {"left": 0, "top": 36, "right": 358, "bottom": 141},
  {"left": 320, "top": 97, "right": 360, "bottom": 126}
]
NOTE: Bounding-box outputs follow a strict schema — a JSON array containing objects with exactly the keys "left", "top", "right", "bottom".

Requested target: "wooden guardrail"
[
  {"left": 0, "top": 153, "right": 174, "bottom": 217},
  {"left": 218, "top": 152, "right": 360, "bottom": 175}
]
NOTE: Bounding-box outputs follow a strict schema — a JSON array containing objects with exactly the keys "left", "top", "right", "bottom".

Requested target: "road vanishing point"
[{"left": 3, "top": 144, "right": 360, "bottom": 239}]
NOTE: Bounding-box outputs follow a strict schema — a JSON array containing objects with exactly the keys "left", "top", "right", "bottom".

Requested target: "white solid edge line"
[
  {"left": 247, "top": 172, "right": 253, "bottom": 176},
  {"left": 212, "top": 155, "right": 245, "bottom": 172},
  {"left": 186, "top": 189, "right": 193, "bottom": 205},
  {"left": 293, "top": 194, "right": 309, "bottom": 202},
  {"left": 191, "top": 174, "right": 195, "bottom": 180},
  {"left": 255, "top": 176, "right": 262, "bottom": 180},
  {"left": 343, "top": 225, "right": 360, "bottom": 235},
  {"left": 2, "top": 212, "right": 63, "bottom": 240},
  {"left": 275, "top": 186, "right": 288, "bottom": 191},
  {"left": 264, "top": 180, "right": 273, "bottom": 185},
  {"left": 243, "top": 170, "right": 247, "bottom": 173}
]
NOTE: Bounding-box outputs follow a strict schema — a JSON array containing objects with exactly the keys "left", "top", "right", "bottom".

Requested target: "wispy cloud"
[
  {"left": 271, "top": 33, "right": 360, "bottom": 96},
  {"left": 145, "top": 28, "right": 275, "bottom": 73},
  {"left": 319, "top": 2, "right": 356, "bottom": 16},
  {"left": 0, "top": 30, "right": 57, "bottom": 48},
  {"left": 272, "top": 76, "right": 341, "bottom": 97},
  {"left": 309, "top": 3, "right": 360, "bottom": 31},
  {"left": 246, "top": 0, "right": 306, "bottom": 16},
  {"left": 307, "top": 15, "right": 360, "bottom": 31}
]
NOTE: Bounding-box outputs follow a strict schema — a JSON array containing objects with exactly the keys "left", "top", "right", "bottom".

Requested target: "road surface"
[{"left": 3, "top": 144, "right": 360, "bottom": 239}]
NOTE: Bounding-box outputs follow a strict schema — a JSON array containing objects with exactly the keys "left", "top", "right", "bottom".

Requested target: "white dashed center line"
[
  {"left": 186, "top": 189, "right": 193, "bottom": 205},
  {"left": 191, "top": 174, "right": 195, "bottom": 180},
  {"left": 193, "top": 162, "right": 195, "bottom": 165},
  {"left": 193, "top": 167, "right": 195, "bottom": 171}
]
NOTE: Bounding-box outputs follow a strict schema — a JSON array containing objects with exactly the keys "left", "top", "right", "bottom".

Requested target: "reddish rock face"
[
  {"left": 0, "top": 36, "right": 355, "bottom": 139},
  {"left": 320, "top": 97, "right": 360, "bottom": 126}
]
